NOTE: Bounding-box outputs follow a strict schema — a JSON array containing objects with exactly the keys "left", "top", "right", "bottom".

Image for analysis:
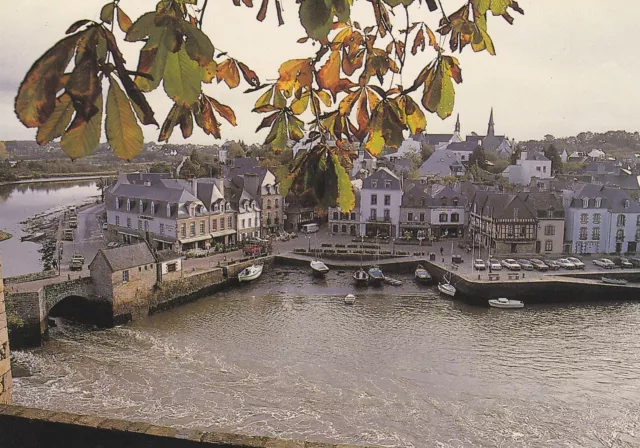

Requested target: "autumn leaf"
[
  {"left": 116, "top": 7, "right": 133, "bottom": 33},
  {"left": 36, "top": 93, "right": 74, "bottom": 145},
  {"left": 100, "top": 2, "right": 115, "bottom": 24},
  {"left": 420, "top": 56, "right": 461, "bottom": 119},
  {"left": 159, "top": 103, "right": 185, "bottom": 142},
  {"left": 330, "top": 150, "right": 355, "bottom": 212},
  {"left": 396, "top": 94, "right": 426, "bottom": 134},
  {"left": 60, "top": 94, "right": 102, "bottom": 159},
  {"left": 216, "top": 59, "right": 241, "bottom": 89},
  {"left": 318, "top": 51, "right": 356, "bottom": 100},
  {"left": 106, "top": 77, "right": 143, "bottom": 160},
  {"left": 181, "top": 21, "right": 215, "bottom": 67},
  {"left": 276, "top": 58, "right": 313, "bottom": 98},
  {"left": 208, "top": 96, "right": 237, "bottom": 125},
  {"left": 299, "top": 0, "right": 333, "bottom": 41},
  {"left": 237, "top": 62, "right": 260, "bottom": 88},
  {"left": 163, "top": 46, "right": 203, "bottom": 107},
  {"left": 411, "top": 28, "right": 425, "bottom": 55},
  {"left": 194, "top": 97, "right": 221, "bottom": 138}
]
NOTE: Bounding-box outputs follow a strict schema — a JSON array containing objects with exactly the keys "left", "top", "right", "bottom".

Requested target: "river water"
[
  {"left": 0, "top": 180, "right": 97, "bottom": 276},
  {"left": 11, "top": 268, "right": 640, "bottom": 447}
]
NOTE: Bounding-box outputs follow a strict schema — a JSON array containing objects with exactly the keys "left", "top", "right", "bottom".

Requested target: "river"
[
  {"left": 0, "top": 180, "right": 97, "bottom": 277},
  {"left": 11, "top": 268, "right": 640, "bottom": 447}
]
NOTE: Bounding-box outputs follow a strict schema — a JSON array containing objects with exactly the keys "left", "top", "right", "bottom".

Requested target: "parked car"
[
  {"left": 593, "top": 258, "right": 615, "bottom": 269},
  {"left": 545, "top": 259, "right": 561, "bottom": 271},
  {"left": 487, "top": 258, "right": 502, "bottom": 271},
  {"left": 107, "top": 242, "right": 119, "bottom": 249},
  {"left": 69, "top": 261, "right": 83, "bottom": 271},
  {"left": 473, "top": 259, "right": 486, "bottom": 271},
  {"left": 556, "top": 258, "right": 576, "bottom": 269},
  {"left": 517, "top": 259, "right": 534, "bottom": 271},
  {"left": 530, "top": 259, "right": 549, "bottom": 271},
  {"left": 102, "top": 222, "right": 108, "bottom": 230},
  {"left": 566, "top": 257, "right": 585, "bottom": 269},
  {"left": 501, "top": 259, "right": 521, "bottom": 271},
  {"left": 71, "top": 253, "right": 85, "bottom": 264},
  {"left": 630, "top": 256, "right": 640, "bottom": 267},
  {"left": 451, "top": 254, "right": 464, "bottom": 264},
  {"left": 62, "top": 229, "right": 74, "bottom": 241},
  {"left": 614, "top": 257, "right": 633, "bottom": 269}
]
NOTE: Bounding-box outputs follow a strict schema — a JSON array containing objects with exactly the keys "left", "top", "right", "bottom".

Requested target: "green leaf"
[
  {"left": 332, "top": 0, "right": 351, "bottom": 21},
  {"left": 160, "top": 103, "right": 185, "bottom": 142},
  {"left": 383, "top": 0, "right": 414, "bottom": 7},
  {"left": 181, "top": 21, "right": 215, "bottom": 67},
  {"left": 330, "top": 151, "right": 355, "bottom": 211},
  {"left": 60, "top": 94, "right": 102, "bottom": 159},
  {"left": 100, "top": 3, "right": 115, "bottom": 24},
  {"left": 163, "top": 46, "right": 203, "bottom": 107},
  {"left": 299, "top": 0, "right": 333, "bottom": 41},
  {"left": 36, "top": 93, "right": 74, "bottom": 145},
  {"left": 125, "top": 12, "right": 157, "bottom": 42},
  {"left": 134, "top": 27, "right": 172, "bottom": 92},
  {"left": 106, "top": 77, "right": 144, "bottom": 161},
  {"left": 15, "top": 33, "right": 81, "bottom": 128},
  {"left": 265, "top": 113, "right": 288, "bottom": 150}
]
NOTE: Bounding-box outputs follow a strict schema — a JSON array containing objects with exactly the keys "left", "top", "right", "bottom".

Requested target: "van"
[
  {"left": 301, "top": 223, "right": 319, "bottom": 234},
  {"left": 62, "top": 229, "right": 74, "bottom": 241}
]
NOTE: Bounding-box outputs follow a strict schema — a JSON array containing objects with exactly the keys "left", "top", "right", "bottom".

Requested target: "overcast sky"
[{"left": 0, "top": 0, "right": 638, "bottom": 146}]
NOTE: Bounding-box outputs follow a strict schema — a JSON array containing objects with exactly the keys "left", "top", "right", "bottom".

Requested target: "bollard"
[
  {"left": 478, "top": 274, "right": 481, "bottom": 280},
  {"left": 523, "top": 273, "right": 525, "bottom": 279}
]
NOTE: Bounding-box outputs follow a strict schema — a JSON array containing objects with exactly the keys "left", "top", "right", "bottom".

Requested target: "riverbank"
[{"left": 0, "top": 174, "right": 115, "bottom": 187}]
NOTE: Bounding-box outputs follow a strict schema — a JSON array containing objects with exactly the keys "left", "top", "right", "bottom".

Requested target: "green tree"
[
  {"left": 420, "top": 144, "right": 435, "bottom": 164},
  {"left": 227, "top": 142, "right": 246, "bottom": 160},
  {"left": 469, "top": 146, "right": 487, "bottom": 168},
  {"left": 544, "top": 144, "right": 563, "bottom": 175},
  {"left": 13, "top": 0, "right": 524, "bottom": 211},
  {"left": 510, "top": 145, "right": 523, "bottom": 165},
  {"left": 149, "top": 161, "right": 173, "bottom": 173},
  {"left": 95, "top": 177, "right": 107, "bottom": 203}
]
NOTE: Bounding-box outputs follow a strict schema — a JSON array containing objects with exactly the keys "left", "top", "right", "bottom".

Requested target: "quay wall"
[
  {"left": 3, "top": 270, "right": 57, "bottom": 285},
  {"left": 0, "top": 404, "right": 376, "bottom": 448},
  {"left": 0, "top": 256, "right": 12, "bottom": 404}
]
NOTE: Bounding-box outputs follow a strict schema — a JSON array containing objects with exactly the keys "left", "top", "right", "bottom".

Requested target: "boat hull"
[
  {"left": 437, "top": 283, "right": 456, "bottom": 297},
  {"left": 238, "top": 265, "right": 264, "bottom": 283},
  {"left": 488, "top": 300, "right": 524, "bottom": 309}
]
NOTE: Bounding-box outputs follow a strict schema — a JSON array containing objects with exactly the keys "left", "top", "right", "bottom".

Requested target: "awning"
[
  {"left": 210, "top": 229, "right": 236, "bottom": 238},
  {"left": 152, "top": 235, "right": 177, "bottom": 244},
  {"left": 178, "top": 234, "right": 212, "bottom": 244},
  {"left": 118, "top": 231, "right": 143, "bottom": 238}
]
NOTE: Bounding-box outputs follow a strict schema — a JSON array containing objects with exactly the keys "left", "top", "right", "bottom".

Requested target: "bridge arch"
[{"left": 48, "top": 294, "right": 111, "bottom": 327}]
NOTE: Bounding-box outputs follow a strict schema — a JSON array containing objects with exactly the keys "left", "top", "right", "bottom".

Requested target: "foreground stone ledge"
[{"left": 0, "top": 405, "right": 382, "bottom": 448}]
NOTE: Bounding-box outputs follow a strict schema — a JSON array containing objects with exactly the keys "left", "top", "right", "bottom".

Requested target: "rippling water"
[{"left": 12, "top": 268, "right": 640, "bottom": 447}]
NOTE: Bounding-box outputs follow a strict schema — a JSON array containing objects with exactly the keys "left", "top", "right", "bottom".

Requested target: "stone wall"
[
  {"left": 0, "top": 255, "right": 12, "bottom": 404},
  {"left": 150, "top": 268, "right": 225, "bottom": 314},
  {"left": 4, "top": 291, "right": 44, "bottom": 349},
  {"left": 0, "top": 404, "right": 376, "bottom": 448},
  {"left": 3, "top": 270, "right": 57, "bottom": 285},
  {"left": 111, "top": 264, "right": 157, "bottom": 325}
]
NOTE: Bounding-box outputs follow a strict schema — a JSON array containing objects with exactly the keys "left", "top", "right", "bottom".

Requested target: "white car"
[
  {"left": 593, "top": 258, "right": 615, "bottom": 269},
  {"left": 556, "top": 258, "right": 576, "bottom": 269},
  {"left": 566, "top": 257, "right": 585, "bottom": 269},
  {"left": 473, "top": 259, "right": 486, "bottom": 270},
  {"left": 487, "top": 258, "right": 502, "bottom": 271},
  {"left": 501, "top": 259, "right": 521, "bottom": 271}
]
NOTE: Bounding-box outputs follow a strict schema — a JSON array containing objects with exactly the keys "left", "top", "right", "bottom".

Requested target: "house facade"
[
  {"left": 359, "top": 168, "right": 403, "bottom": 238},
  {"left": 519, "top": 192, "right": 565, "bottom": 254},
  {"left": 502, "top": 151, "right": 552, "bottom": 185},
  {"left": 328, "top": 191, "right": 361, "bottom": 236}
]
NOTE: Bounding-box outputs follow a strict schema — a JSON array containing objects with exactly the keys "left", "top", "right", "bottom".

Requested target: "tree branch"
[{"left": 199, "top": 0, "right": 209, "bottom": 29}]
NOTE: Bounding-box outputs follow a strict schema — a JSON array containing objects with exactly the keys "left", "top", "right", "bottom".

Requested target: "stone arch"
[{"left": 48, "top": 295, "right": 111, "bottom": 327}]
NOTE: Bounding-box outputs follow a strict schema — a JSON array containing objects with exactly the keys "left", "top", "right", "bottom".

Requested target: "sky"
[{"left": 0, "top": 0, "right": 638, "bottom": 147}]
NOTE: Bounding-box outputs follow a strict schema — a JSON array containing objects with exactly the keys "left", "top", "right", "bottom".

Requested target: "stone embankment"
[
  {"left": 0, "top": 256, "right": 12, "bottom": 405},
  {"left": 3, "top": 270, "right": 57, "bottom": 285}
]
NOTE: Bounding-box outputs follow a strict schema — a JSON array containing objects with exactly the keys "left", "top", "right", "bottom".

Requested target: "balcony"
[
  {"left": 367, "top": 216, "right": 391, "bottom": 223},
  {"left": 616, "top": 234, "right": 625, "bottom": 242}
]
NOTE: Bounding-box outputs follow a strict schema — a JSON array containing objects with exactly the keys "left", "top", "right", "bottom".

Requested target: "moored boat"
[
  {"left": 310, "top": 259, "right": 330, "bottom": 276},
  {"left": 353, "top": 268, "right": 369, "bottom": 285},
  {"left": 414, "top": 265, "right": 432, "bottom": 284},
  {"left": 344, "top": 293, "right": 356, "bottom": 305},
  {"left": 384, "top": 277, "right": 403, "bottom": 286},
  {"left": 488, "top": 297, "right": 524, "bottom": 309},
  {"left": 21, "top": 231, "right": 45, "bottom": 242},
  {"left": 437, "top": 273, "right": 456, "bottom": 297},
  {"left": 238, "top": 264, "right": 264, "bottom": 283},
  {"left": 601, "top": 277, "right": 628, "bottom": 285},
  {"left": 368, "top": 265, "right": 384, "bottom": 285}
]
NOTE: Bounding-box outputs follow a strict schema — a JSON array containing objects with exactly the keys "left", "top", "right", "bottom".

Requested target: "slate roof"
[
  {"left": 471, "top": 192, "right": 537, "bottom": 220},
  {"left": 362, "top": 168, "right": 402, "bottom": 190},
  {"left": 570, "top": 184, "right": 640, "bottom": 212},
  {"left": 593, "top": 174, "right": 640, "bottom": 190},
  {"left": 525, "top": 151, "right": 550, "bottom": 161},
  {"left": 517, "top": 192, "right": 565, "bottom": 218},
  {"left": 418, "top": 150, "right": 463, "bottom": 177},
  {"left": 412, "top": 133, "right": 453, "bottom": 146},
  {"left": 96, "top": 243, "right": 156, "bottom": 272},
  {"left": 446, "top": 141, "right": 477, "bottom": 152},
  {"left": 155, "top": 249, "right": 182, "bottom": 263},
  {"left": 124, "top": 173, "right": 171, "bottom": 185}
]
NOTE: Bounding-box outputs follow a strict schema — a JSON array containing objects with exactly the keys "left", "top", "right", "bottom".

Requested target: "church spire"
[
  {"left": 454, "top": 113, "right": 460, "bottom": 133},
  {"left": 487, "top": 108, "right": 495, "bottom": 136}
]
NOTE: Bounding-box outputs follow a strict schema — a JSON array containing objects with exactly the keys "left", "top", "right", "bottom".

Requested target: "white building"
[
  {"left": 350, "top": 148, "right": 378, "bottom": 179},
  {"left": 502, "top": 151, "right": 552, "bottom": 185},
  {"left": 359, "top": 168, "right": 403, "bottom": 238},
  {"left": 385, "top": 137, "right": 421, "bottom": 162}
]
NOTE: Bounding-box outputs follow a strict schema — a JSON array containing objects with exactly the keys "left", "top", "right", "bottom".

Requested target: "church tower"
[
  {"left": 448, "top": 113, "right": 462, "bottom": 144},
  {"left": 487, "top": 108, "right": 495, "bottom": 137}
]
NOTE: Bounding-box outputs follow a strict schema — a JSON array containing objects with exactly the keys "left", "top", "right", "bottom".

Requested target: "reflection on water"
[
  {"left": 12, "top": 268, "right": 640, "bottom": 447},
  {"left": 0, "top": 181, "right": 97, "bottom": 276}
]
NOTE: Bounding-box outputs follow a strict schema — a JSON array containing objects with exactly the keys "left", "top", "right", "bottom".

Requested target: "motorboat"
[
  {"left": 310, "top": 259, "right": 330, "bottom": 276},
  {"left": 384, "top": 277, "right": 403, "bottom": 286},
  {"left": 21, "top": 232, "right": 45, "bottom": 242},
  {"left": 488, "top": 297, "right": 524, "bottom": 309},
  {"left": 344, "top": 294, "right": 356, "bottom": 305},
  {"left": 414, "top": 265, "right": 432, "bottom": 284},
  {"left": 368, "top": 265, "right": 384, "bottom": 285},
  {"left": 353, "top": 268, "right": 369, "bottom": 285},
  {"left": 601, "top": 277, "right": 628, "bottom": 285},
  {"left": 238, "top": 264, "right": 264, "bottom": 282},
  {"left": 437, "top": 273, "right": 456, "bottom": 297}
]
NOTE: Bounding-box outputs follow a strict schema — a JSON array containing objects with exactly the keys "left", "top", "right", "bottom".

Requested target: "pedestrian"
[{"left": 489, "top": 263, "right": 492, "bottom": 274}]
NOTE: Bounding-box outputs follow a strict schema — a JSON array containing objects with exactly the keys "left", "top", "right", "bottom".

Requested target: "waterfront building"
[
  {"left": 155, "top": 250, "right": 183, "bottom": 282},
  {"left": 518, "top": 192, "right": 565, "bottom": 255},
  {"left": 283, "top": 194, "right": 317, "bottom": 232},
  {"left": 328, "top": 189, "right": 361, "bottom": 237},
  {"left": 502, "top": 151, "right": 552, "bottom": 185},
  {"left": 564, "top": 185, "right": 640, "bottom": 254},
  {"left": 359, "top": 168, "right": 403, "bottom": 238},
  {"left": 224, "top": 178, "right": 261, "bottom": 242}
]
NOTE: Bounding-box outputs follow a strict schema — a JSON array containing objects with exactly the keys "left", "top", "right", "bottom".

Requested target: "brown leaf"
[
  {"left": 318, "top": 51, "right": 356, "bottom": 100},
  {"left": 36, "top": 93, "right": 74, "bottom": 145},
  {"left": 257, "top": 0, "right": 268, "bottom": 21},
  {"left": 216, "top": 59, "right": 240, "bottom": 88},
  {"left": 276, "top": 58, "right": 313, "bottom": 98},
  {"left": 207, "top": 96, "right": 237, "bottom": 125},
  {"left": 411, "top": 28, "right": 425, "bottom": 55},
  {"left": 179, "top": 109, "right": 193, "bottom": 138},
  {"left": 194, "top": 97, "right": 221, "bottom": 138},
  {"left": 237, "top": 62, "right": 260, "bottom": 88},
  {"left": 117, "top": 7, "right": 133, "bottom": 33},
  {"left": 256, "top": 111, "right": 279, "bottom": 132}
]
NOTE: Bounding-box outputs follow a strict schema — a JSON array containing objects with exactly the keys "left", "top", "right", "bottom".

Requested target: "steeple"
[
  {"left": 487, "top": 108, "right": 495, "bottom": 136},
  {"left": 454, "top": 113, "right": 460, "bottom": 133}
]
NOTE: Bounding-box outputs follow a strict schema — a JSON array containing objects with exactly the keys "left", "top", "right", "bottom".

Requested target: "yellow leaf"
[
  {"left": 276, "top": 58, "right": 313, "bottom": 97},
  {"left": 106, "top": 77, "right": 143, "bottom": 160},
  {"left": 36, "top": 94, "right": 74, "bottom": 145},
  {"left": 330, "top": 151, "right": 355, "bottom": 212},
  {"left": 291, "top": 92, "right": 310, "bottom": 115},
  {"left": 60, "top": 94, "right": 102, "bottom": 159}
]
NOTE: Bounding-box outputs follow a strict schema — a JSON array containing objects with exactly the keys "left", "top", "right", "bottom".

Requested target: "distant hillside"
[{"left": 521, "top": 131, "right": 640, "bottom": 157}]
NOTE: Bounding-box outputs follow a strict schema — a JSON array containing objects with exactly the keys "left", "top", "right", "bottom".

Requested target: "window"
[
  {"left": 383, "top": 209, "right": 390, "bottom": 220},
  {"left": 451, "top": 213, "right": 459, "bottom": 223},
  {"left": 579, "top": 227, "right": 588, "bottom": 240},
  {"left": 126, "top": 199, "right": 131, "bottom": 211},
  {"left": 115, "top": 216, "right": 120, "bottom": 226},
  {"left": 242, "top": 219, "right": 245, "bottom": 228},
  {"left": 441, "top": 197, "right": 447, "bottom": 206},
  {"left": 544, "top": 225, "right": 555, "bottom": 235},
  {"left": 139, "top": 267, "right": 142, "bottom": 272},
  {"left": 126, "top": 217, "right": 131, "bottom": 228},
  {"left": 420, "top": 198, "right": 425, "bottom": 207},
  {"left": 167, "top": 263, "right": 177, "bottom": 272},
  {"left": 536, "top": 166, "right": 541, "bottom": 171},
  {"left": 385, "top": 180, "right": 391, "bottom": 189},
  {"left": 267, "top": 199, "right": 272, "bottom": 209},
  {"left": 617, "top": 229, "right": 625, "bottom": 240},
  {"left": 139, "top": 200, "right": 143, "bottom": 212},
  {"left": 122, "top": 270, "right": 129, "bottom": 283},
  {"left": 333, "top": 212, "right": 339, "bottom": 220},
  {"left": 115, "top": 198, "right": 120, "bottom": 210},
  {"left": 520, "top": 226, "right": 526, "bottom": 236},
  {"left": 220, "top": 217, "right": 225, "bottom": 230},
  {"left": 166, "top": 204, "right": 171, "bottom": 216},
  {"left": 384, "top": 195, "right": 391, "bottom": 206},
  {"left": 190, "top": 223, "right": 195, "bottom": 236},
  {"left": 453, "top": 197, "right": 459, "bottom": 206},
  {"left": 624, "top": 200, "right": 630, "bottom": 209},
  {"left": 370, "top": 209, "right": 377, "bottom": 220},
  {"left": 138, "top": 219, "right": 143, "bottom": 230},
  {"left": 144, "top": 221, "right": 149, "bottom": 231},
  {"left": 583, "top": 198, "right": 589, "bottom": 208},
  {"left": 543, "top": 166, "right": 547, "bottom": 173},
  {"left": 408, "top": 212, "right": 413, "bottom": 221},
  {"left": 595, "top": 198, "right": 602, "bottom": 207},
  {"left": 275, "top": 199, "right": 279, "bottom": 209},
  {"left": 636, "top": 228, "right": 640, "bottom": 241},
  {"left": 592, "top": 227, "right": 600, "bottom": 240},
  {"left": 200, "top": 221, "right": 205, "bottom": 234},
  {"left": 594, "top": 213, "right": 601, "bottom": 224},
  {"left": 350, "top": 212, "right": 356, "bottom": 221},
  {"left": 439, "top": 213, "right": 448, "bottom": 223},
  {"left": 341, "top": 225, "right": 347, "bottom": 233},
  {"left": 228, "top": 216, "right": 233, "bottom": 228},
  {"left": 150, "top": 202, "right": 155, "bottom": 215},
  {"left": 371, "top": 194, "right": 378, "bottom": 205},
  {"left": 213, "top": 203, "right": 219, "bottom": 212},
  {"left": 420, "top": 213, "right": 425, "bottom": 222},
  {"left": 637, "top": 215, "right": 640, "bottom": 226},
  {"left": 513, "top": 208, "right": 519, "bottom": 219},
  {"left": 212, "top": 219, "right": 217, "bottom": 231},
  {"left": 159, "top": 223, "right": 165, "bottom": 235},
  {"left": 580, "top": 213, "right": 588, "bottom": 224},
  {"left": 545, "top": 240, "right": 553, "bottom": 251},
  {"left": 248, "top": 218, "right": 252, "bottom": 227},
  {"left": 332, "top": 224, "right": 338, "bottom": 233},
  {"left": 617, "top": 214, "right": 626, "bottom": 227},
  {"left": 371, "top": 180, "right": 378, "bottom": 188},
  {"left": 181, "top": 223, "right": 186, "bottom": 237}
]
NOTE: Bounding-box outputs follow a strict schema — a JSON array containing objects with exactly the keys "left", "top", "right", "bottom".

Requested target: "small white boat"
[
  {"left": 488, "top": 297, "right": 524, "bottom": 309},
  {"left": 384, "top": 277, "right": 403, "bottom": 286},
  {"left": 310, "top": 259, "right": 330, "bottom": 276},
  {"left": 238, "top": 264, "right": 264, "bottom": 282},
  {"left": 437, "top": 282, "right": 456, "bottom": 297},
  {"left": 344, "top": 294, "right": 356, "bottom": 305},
  {"left": 601, "top": 277, "right": 628, "bottom": 285},
  {"left": 414, "top": 265, "right": 432, "bottom": 284},
  {"left": 353, "top": 268, "right": 369, "bottom": 285},
  {"left": 368, "top": 265, "right": 384, "bottom": 285}
]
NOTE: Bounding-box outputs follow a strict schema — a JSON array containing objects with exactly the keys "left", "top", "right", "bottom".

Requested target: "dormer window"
[
  {"left": 213, "top": 203, "right": 219, "bottom": 212},
  {"left": 385, "top": 180, "right": 391, "bottom": 189},
  {"left": 441, "top": 197, "right": 447, "bottom": 206},
  {"left": 226, "top": 202, "right": 231, "bottom": 211},
  {"left": 595, "top": 197, "right": 602, "bottom": 208},
  {"left": 150, "top": 201, "right": 155, "bottom": 215},
  {"left": 115, "top": 197, "right": 120, "bottom": 210},
  {"left": 582, "top": 198, "right": 589, "bottom": 208},
  {"left": 624, "top": 199, "right": 630, "bottom": 209},
  {"left": 126, "top": 198, "right": 131, "bottom": 211},
  {"left": 453, "top": 197, "right": 459, "bottom": 206},
  {"left": 371, "top": 180, "right": 378, "bottom": 188},
  {"left": 166, "top": 203, "right": 171, "bottom": 216},
  {"left": 139, "top": 199, "right": 143, "bottom": 212}
]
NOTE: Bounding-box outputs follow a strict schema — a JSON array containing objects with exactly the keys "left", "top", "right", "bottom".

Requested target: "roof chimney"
[
  {"left": 191, "top": 178, "right": 198, "bottom": 199},
  {"left": 244, "top": 173, "right": 260, "bottom": 197}
]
